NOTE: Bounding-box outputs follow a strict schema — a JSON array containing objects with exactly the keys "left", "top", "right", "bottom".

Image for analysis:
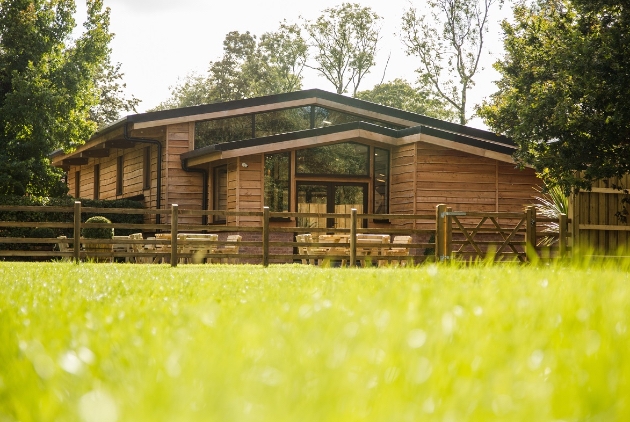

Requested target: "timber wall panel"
[
  {"left": 165, "top": 124, "right": 203, "bottom": 224},
  {"left": 414, "top": 143, "right": 497, "bottom": 216},
  {"left": 237, "top": 154, "right": 263, "bottom": 226}
]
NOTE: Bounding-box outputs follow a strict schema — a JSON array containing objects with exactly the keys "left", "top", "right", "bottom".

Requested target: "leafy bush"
[
  {"left": 29, "top": 227, "right": 56, "bottom": 238},
  {"left": 0, "top": 195, "right": 144, "bottom": 256},
  {"left": 82, "top": 216, "right": 114, "bottom": 239}
]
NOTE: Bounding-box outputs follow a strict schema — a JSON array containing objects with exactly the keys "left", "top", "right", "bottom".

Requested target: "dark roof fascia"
[
  {"left": 125, "top": 89, "right": 514, "bottom": 147},
  {"left": 181, "top": 121, "right": 516, "bottom": 162}
]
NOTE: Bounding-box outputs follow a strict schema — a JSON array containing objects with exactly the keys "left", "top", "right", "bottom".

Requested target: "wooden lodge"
[{"left": 51, "top": 89, "right": 541, "bottom": 239}]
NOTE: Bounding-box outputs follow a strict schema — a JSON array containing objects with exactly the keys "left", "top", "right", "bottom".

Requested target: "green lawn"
[{"left": 1, "top": 261, "right": 629, "bottom": 421}]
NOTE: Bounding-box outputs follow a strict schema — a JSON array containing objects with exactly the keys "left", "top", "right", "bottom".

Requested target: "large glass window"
[
  {"left": 213, "top": 165, "right": 228, "bottom": 223},
  {"left": 374, "top": 148, "right": 390, "bottom": 214},
  {"left": 314, "top": 106, "right": 404, "bottom": 130},
  {"left": 264, "top": 153, "right": 290, "bottom": 212},
  {"left": 296, "top": 142, "right": 369, "bottom": 176},
  {"left": 195, "top": 115, "right": 253, "bottom": 149},
  {"left": 256, "top": 107, "right": 311, "bottom": 138},
  {"left": 194, "top": 105, "right": 404, "bottom": 150}
]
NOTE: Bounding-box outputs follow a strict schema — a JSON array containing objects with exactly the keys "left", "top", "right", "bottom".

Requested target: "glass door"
[{"left": 297, "top": 182, "right": 367, "bottom": 229}]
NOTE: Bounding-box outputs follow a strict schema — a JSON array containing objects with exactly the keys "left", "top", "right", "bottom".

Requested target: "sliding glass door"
[{"left": 297, "top": 182, "right": 367, "bottom": 229}]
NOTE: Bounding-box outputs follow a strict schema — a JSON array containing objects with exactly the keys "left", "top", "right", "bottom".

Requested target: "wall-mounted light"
[{"left": 241, "top": 162, "right": 248, "bottom": 168}]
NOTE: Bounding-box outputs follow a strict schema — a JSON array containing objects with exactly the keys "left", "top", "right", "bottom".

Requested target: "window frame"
[
  {"left": 74, "top": 171, "right": 80, "bottom": 199},
  {"left": 212, "top": 165, "right": 228, "bottom": 224},
  {"left": 93, "top": 164, "right": 100, "bottom": 200},
  {"left": 143, "top": 146, "right": 151, "bottom": 190},
  {"left": 116, "top": 155, "right": 124, "bottom": 196},
  {"left": 373, "top": 147, "right": 390, "bottom": 219}
]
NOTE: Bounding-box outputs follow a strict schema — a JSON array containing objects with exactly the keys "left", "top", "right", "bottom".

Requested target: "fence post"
[
  {"left": 525, "top": 206, "right": 537, "bottom": 260},
  {"left": 446, "top": 206, "right": 453, "bottom": 261},
  {"left": 171, "top": 204, "right": 178, "bottom": 267},
  {"left": 435, "top": 204, "right": 447, "bottom": 262},
  {"left": 74, "top": 201, "right": 81, "bottom": 264},
  {"left": 559, "top": 213, "right": 567, "bottom": 258},
  {"left": 350, "top": 208, "right": 357, "bottom": 267},
  {"left": 262, "top": 206, "right": 270, "bottom": 267}
]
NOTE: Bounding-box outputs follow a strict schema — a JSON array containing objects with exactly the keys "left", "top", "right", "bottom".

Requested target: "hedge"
[{"left": 0, "top": 196, "right": 146, "bottom": 254}]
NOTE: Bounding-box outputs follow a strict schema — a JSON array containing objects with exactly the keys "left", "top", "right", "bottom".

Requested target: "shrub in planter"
[{"left": 82, "top": 216, "right": 113, "bottom": 262}]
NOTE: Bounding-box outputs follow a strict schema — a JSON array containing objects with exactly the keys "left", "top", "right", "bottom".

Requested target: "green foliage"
[
  {"left": 477, "top": 0, "right": 630, "bottom": 192},
  {"left": 82, "top": 216, "right": 113, "bottom": 239},
  {"left": 356, "top": 78, "right": 458, "bottom": 122},
  {"left": 401, "top": 0, "right": 502, "bottom": 124},
  {"left": 304, "top": 3, "right": 381, "bottom": 96},
  {"left": 1, "top": 263, "right": 630, "bottom": 420},
  {"left": 0, "top": 195, "right": 143, "bottom": 250},
  {"left": 153, "top": 23, "right": 307, "bottom": 110},
  {"left": 0, "top": 0, "right": 135, "bottom": 197},
  {"left": 29, "top": 227, "right": 56, "bottom": 239}
]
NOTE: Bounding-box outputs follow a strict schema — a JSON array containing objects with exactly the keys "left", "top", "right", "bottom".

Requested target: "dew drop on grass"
[
  {"left": 585, "top": 331, "right": 601, "bottom": 356},
  {"left": 492, "top": 394, "right": 513, "bottom": 416},
  {"left": 442, "top": 312, "right": 456, "bottom": 335},
  {"left": 384, "top": 367, "right": 399, "bottom": 384},
  {"left": 344, "top": 322, "right": 359, "bottom": 338},
  {"left": 78, "top": 390, "right": 118, "bottom": 422},
  {"left": 576, "top": 308, "right": 589, "bottom": 322},
  {"left": 471, "top": 356, "right": 482, "bottom": 372},
  {"left": 616, "top": 322, "right": 627, "bottom": 335},
  {"left": 426, "top": 265, "right": 438, "bottom": 277},
  {"left": 473, "top": 306, "right": 483, "bottom": 316},
  {"left": 411, "top": 357, "right": 432, "bottom": 384},
  {"left": 540, "top": 279, "right": 549, "bottom": 288},
  {"left": 528, "top": 350, "right": 544, "bottom": 370},
  {"left": 78, "top": 347, "right": 95, "bottom": 364},
  {"left": 259, "top": 366, "right": 283, "bottom": 386},
  {"left": 298, "top": 304, "right": 312, "bottom": 319},
  {"left": 422, "top": 397, "right": 435, "bottom": 414},
  {"left": 59, "top": 351, "right": 83, "bottom": 374},
  {"left": 166, "top": 353, "right": 181, "bottom": 378},
  {"left": 407, "top": 329, "right": 427, "bottom": 349}
]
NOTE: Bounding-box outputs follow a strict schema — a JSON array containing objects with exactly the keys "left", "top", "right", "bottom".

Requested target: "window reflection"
[
  {"left": 264, "top": 153, "right": 290, "bottom": 212},
  {"left": 374, "top": 148, "right": 389, "bottom": 214},
  {"left": 296, "top": 143, "right": 369, "bottom": 176}
]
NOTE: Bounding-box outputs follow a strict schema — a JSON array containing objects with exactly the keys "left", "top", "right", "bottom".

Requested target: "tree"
[
  {"left": 401, "top": 0, "right": 501, "bottom": 125},
  {"left": 153, "top": 23, "right": 308, "bottom": 110},
  {"left": 89, "top": 56, "right": 140, "bottom": 128},
  {"left": 477, "top": 0, "right": 630, "bottom": 192},
  {"left": 0, "top": 0, "right": 121, "bottom": 197},
  {"left": 304, "top": 3, "right": 381, "bottom": 96},
  {"left": 355, "top": 78, "right": 457, "bottom": 122}
]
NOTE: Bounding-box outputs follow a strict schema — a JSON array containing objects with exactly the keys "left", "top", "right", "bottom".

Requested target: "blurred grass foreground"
[{"left": 1, "top": 260, "right": 629, "bottom": 421}]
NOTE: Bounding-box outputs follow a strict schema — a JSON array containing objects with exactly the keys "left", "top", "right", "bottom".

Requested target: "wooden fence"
[
  {"left": 570, "top": 175, "right": 630, "bottom": 253},
  {"left": 0, "top": 203, "right": 570, "bottom": 266}
]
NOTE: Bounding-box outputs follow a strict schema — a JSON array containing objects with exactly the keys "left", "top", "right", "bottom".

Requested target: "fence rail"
[{"left": 0, "top": 202, "right": 570, "bottom": 266}]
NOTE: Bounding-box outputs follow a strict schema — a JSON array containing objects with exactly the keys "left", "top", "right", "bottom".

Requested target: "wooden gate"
[{"left": 435, "top": 204, "right": 568, "bottom": 262}]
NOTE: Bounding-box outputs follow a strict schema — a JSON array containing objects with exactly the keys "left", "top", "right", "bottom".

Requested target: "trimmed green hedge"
[{"left": 0, "top": 196, "right": 145, "bottom": 255}]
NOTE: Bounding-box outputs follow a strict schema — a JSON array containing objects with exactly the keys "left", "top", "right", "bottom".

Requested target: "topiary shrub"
[{"left": 82, "top": 216, "right": 114, "bottom": 239}]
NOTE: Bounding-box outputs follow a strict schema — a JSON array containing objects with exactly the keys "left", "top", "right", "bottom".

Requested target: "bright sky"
[{"left": 76, "top": 0, "right": 513, "bottom": 129}]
